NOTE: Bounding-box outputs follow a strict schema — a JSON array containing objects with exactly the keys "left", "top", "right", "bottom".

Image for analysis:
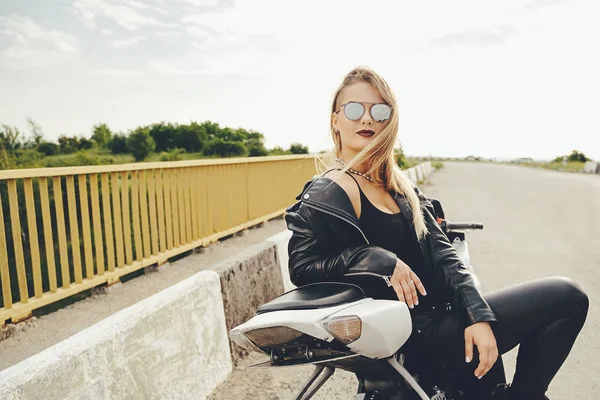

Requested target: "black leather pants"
[{"left": 412, "top": 277, "right": 589, "bottom": 399}]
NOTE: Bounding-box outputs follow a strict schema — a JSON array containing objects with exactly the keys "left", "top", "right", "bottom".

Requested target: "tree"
[
  {"left": 91, "top": 123, "right": 112, "bottom": 147},
  {"left": 204, "top": 138, "right": 246, "bottom": 157},
  {"left": 248, "top": 142, "right": 268, "bottom": 157},
  {"left": 58, "top": 135, "right": 80, "bottom": 154},
  {"left": 567, "top": 150, "right": 589, "bottom": 163},
  {"left": 395, "top": 144, "right": 408, "bottom": 169},
  {"left": 38, "top": 142, "right": 59, "bottom": 156},
  {"left": 177, "top": 122, "right": 208, "bottom": 153},
  {"left": 149, "top": 122, "right": 178, "bottom": 152},
  {"left": 127, "top": 127, "right": 155, "bottom": 161},
  {"left": 26, "top": 117, "right": 44, "bottom": 147},
  {"left": 201, "top": 121, "right": 221, "bottom": 141},
  {"left": 0, "top": 125, "right": 22, "bottom": 152},
  {"left": 245, "top": 130, "right": 268, "bottom": 157},
  {"left": 78, "top": 137, "right": 94, "bottom": 150},
  {"left": 289, "top": 143, "right": 309, "bottom": 154},
  {"left": 107, "top": 134, "right": 128, "bottom": 154},
  {"left": 269, "top": 146, "right": 290, "bottom": 156},
  {"left": 215, "top": 127, "right": 245, "bottom": 142}
]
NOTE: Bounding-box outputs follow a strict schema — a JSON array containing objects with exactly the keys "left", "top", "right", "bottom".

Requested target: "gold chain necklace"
[{"left": 334, "top": 157, "right": 376, "bottom": 183}]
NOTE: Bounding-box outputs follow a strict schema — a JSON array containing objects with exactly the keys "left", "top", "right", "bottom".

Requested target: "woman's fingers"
[
  {"left": 464, "top": 332, "right": 474, "bottom": 365},
  {"left": 391, "top": 280, "right": 406, "bottom": 304},
  {"left": 474, "top": 347, "right": 489, "bottom": 378},
  {"left": 392, "top": 260, "right": 426, "bottom": 308},
  {"left": 483, "top": 346, "right": 499, "bottom": 377},
  {"left": 474, "top": 343, "right": 498, "bottom": 378},
  {"left": 409, "top": 271, "right": 427, "bottom": 297},
  {"left": 400, "top": 280, "right": 415, "bottom": 308}
]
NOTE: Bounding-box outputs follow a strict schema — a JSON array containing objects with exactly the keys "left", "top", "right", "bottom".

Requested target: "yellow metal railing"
[{"left": 0, "top": 155, "right": 318, "bottom": 324}]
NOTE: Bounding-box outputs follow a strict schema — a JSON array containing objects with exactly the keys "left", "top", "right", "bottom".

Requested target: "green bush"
[
  {"left": 91, "top": 123, "right": 112, "bottom": 147},
  {"left": 107, "top": 134, "right": 128, "bottom": 154},
  {"left": 204, "top": 138, "right": 246, "bottom": 157},
  {"left": 269, "top": 146, "right": 291, "bottom": 156},
  {"left": 38, "top": 142, "right": 59, "bottom": 156},
  {"left": 289, "top": 143, "right": 309, "bottom": 154},
  {"left": 248, "top": 142, "right": 268, "bottom": 157},
  {"left": 127, "top": 128, "right": 156, "bottom": 161},
  {"left": 160, "top": 148, "right": 185, "bottom": 161}
]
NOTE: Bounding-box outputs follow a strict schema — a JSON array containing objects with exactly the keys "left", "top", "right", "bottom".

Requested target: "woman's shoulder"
[{"left": 320, "top": 169, "right": 361, "bottom": 217}]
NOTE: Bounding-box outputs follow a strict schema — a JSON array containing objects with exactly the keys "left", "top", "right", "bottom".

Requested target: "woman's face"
[{"left": 332, "top": 81, "right": 389, "bottom": 154}]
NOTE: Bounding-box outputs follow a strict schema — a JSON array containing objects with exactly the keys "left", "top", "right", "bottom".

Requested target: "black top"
[{"left": 345, "top": 173, "right": 438, "bottom": 313}]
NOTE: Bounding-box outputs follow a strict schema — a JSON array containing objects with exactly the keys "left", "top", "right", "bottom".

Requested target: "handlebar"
[{"left": 445, "top": 222, "right": 484, "bottom": 230}]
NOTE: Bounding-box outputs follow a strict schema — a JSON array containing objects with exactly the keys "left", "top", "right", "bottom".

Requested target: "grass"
[{"left": 507, "top": 161, "right": 585, "bottom": 173}]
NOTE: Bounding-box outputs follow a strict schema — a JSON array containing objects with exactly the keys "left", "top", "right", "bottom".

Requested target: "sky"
[{"left": 0, "top": 0, "right": 598, "bottom": 161}]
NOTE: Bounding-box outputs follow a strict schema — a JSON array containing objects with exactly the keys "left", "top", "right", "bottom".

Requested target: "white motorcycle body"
[{"left": 229, "top": 234, "right": 480, "bottom": 400}]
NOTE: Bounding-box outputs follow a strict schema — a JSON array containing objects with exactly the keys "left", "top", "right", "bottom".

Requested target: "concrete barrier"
[
  {"left": 266, "top": 230, "right": 295, "bottom": 292},
  {"left": 404, "top": 162, "right": 433, "bottom": 183},
  {"left": 406, "top": 167, "right": 417, "bottom": 183},
  {"left": 417, "top": 164, "right": 424, "bottom": 181},
  {"left": 0, "top": 271, "right": 231, "bottom": 400},
  {"left": 212, "top": 242, "right": 284, "bottom": 366},
  {"left": 583, "top": 161, "right": 600, "bottom": 174}
]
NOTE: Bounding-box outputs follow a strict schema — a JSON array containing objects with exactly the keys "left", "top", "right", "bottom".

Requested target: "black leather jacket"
[{"left": 284, "top": 171, "right": 497, "bottom": 326}]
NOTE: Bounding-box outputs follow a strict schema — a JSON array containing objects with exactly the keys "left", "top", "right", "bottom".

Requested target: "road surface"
[{"left": 209, "top": 162, "right": 600, "bottom": 400}]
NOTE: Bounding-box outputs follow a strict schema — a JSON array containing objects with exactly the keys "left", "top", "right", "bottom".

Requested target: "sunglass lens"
[
  {"left": 371, "top": 104, "right": 391, "bottom": 122},
  {"left": 344, "top": 102, "right": 364, "bottom": 121}
]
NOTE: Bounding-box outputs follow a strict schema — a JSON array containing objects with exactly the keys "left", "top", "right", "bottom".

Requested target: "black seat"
[{"left": 256, "top": 282, "right": 365, "bottom": 314}]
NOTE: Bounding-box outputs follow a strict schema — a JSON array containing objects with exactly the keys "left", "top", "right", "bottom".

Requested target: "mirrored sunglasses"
[{"left": 339, "top": 101, "right": 392, "bottom": 122}]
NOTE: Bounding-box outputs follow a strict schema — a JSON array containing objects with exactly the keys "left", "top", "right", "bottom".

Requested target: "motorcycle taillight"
[
  {"left": 323, "top": 315, "right": 362, "bottom": 344},
  {"left": 244, "top": 326, "right": 304, "bottom": 348}
]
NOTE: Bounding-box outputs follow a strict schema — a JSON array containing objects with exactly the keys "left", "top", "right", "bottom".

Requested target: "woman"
[{"left": 284, "top": 66, "right": 589, "bottom": 400}]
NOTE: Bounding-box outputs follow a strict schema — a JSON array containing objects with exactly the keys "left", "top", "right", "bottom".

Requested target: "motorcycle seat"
[{"left": 256, "top": 282, "right": 365, "bottom": 314}]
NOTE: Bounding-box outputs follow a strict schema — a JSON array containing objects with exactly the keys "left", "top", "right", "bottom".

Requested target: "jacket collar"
[{"left": 295, "top": 174, "right": 416, "bottom": 229}]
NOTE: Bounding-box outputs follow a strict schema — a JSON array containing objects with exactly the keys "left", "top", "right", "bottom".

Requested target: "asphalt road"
[{"left": 209, "top": 162, "right": 600, "bottom": 400}]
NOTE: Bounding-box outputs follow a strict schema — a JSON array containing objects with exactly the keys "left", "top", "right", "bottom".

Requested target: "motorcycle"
[{"left": 229, "top": 199, "right": 486, "bottom": 399}]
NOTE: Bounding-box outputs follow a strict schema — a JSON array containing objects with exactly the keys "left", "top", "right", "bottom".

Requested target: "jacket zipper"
[{"left": 344, "top": 272, "right": 393, "bottom": 287}]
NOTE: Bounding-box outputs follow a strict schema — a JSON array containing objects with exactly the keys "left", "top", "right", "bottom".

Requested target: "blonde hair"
[{"left": 319, "top": 66, "right": 429, "bottom": 240}]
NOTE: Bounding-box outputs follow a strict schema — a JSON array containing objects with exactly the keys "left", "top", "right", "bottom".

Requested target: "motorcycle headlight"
[
  {"left": 244, "top": 326, "right": 304, "bottom": 348},
  {"left": 323, "top": 315, "right": 362, "bottom": 344}
]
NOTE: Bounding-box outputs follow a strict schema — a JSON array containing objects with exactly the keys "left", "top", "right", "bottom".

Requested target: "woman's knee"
[{"left": 550, "top": 276, "right": 589, "bottom": 314}]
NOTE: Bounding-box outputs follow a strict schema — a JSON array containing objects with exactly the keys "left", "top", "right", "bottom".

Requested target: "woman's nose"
[{"left": 360, "top": 108, "right": 373, "bottom": 125}]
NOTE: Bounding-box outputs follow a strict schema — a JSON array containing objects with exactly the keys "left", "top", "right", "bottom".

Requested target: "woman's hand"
[
  {"left": 464, "top": 322, "right": 498, "bottom": 379},
  {"left": 390, "top": 258, "right": 427, "bottom": 309}
]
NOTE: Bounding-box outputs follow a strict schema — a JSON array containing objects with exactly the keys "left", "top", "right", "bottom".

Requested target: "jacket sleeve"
[
  {"left": 414, "top": 186, "right": 497, "bottom": 325},
  {"left": 284, "top": 203, "right": 398, "bottom": 287}
]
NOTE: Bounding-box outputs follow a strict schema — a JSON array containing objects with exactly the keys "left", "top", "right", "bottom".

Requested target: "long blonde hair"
[{"left": 319, "top": 66, "right": 429, "bottom": 240}]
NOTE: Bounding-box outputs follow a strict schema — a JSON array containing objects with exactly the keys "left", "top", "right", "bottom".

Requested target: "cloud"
[
  {"left": 0, "top": 14, "right": 77, "bottom": 69},
  {"left": 112, "top": 36, "right": 145, "bottom": 48},
  {"left": 91, "top": 68, "right": 146, "bottom": 75},
  {"left": 70, "top": 0, "right": 174, "bottom": 31},
  {"left": 178, "top": 0, "right": 235, "bottom": 12},
  {"left": 525, "top": 0, "right": 574, "bottom": 10},
  {"left": 100, "top": 29, "right": 113, "bottom": 35},
  {"left": 430, "top": 25, "right": 515, "bottom": 47}
]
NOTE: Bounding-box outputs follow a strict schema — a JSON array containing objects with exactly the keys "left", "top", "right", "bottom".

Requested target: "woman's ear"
[{"left": 331, "top": 112, "right": 339, "bottom": 133}]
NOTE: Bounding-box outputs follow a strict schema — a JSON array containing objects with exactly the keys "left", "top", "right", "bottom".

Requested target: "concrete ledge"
[
  {"left": 212, "top": 241, "right": 284, "bottom": 366},
  {"left": 266, "top": 229, "right": 295, "bottom": 293},
  {"left": 0, "top": 271, "right": 232, "bottom": 400},
  {"left": 404, "top": 161, "right": 432, "bottom": 183},
  {"left": 583, "top": 161, "right": 600, "bottom": 174}
]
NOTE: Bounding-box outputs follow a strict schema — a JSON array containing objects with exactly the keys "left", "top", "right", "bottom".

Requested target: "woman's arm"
[
  {"left": 414, "top": 185, "right": 497, "bottom": 325},
  {"left": 285, "top": 204, "right": 398, "bottom": 287}
]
